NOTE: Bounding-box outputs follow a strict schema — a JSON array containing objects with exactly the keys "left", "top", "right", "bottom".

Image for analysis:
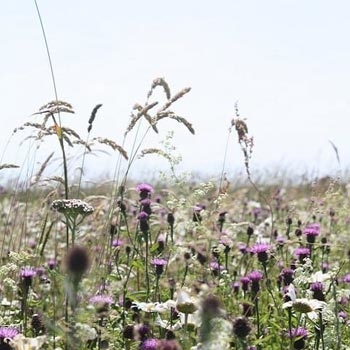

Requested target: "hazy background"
[{"left": 1, "top": 1, "right": 349, "bottom": 183}]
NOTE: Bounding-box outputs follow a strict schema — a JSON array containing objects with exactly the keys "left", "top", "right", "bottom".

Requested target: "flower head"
[
  {"left": 89, "top": 294, "right": 114, "bottom": 305},
  {"left": 250, "top": 243, "right": 271, "bottom": 263},
  {"left": 0, "top": 327, "right": 19, "bottom": 340},
  {"left": 294, "top": 247, "right": 310, "bottom": 263},
  {"left": 287, "top": 327, "right": 308, "bottom": 350},
  {"left": 303, "top": 223, "right": 320, "bottom": 243},
  {"left": 152, "top": 258, "right": 168, "bottom": 276},
  {"left": 141, "top": 338, "right": 159, "bottom": 350},
  {"left": 283, "top": 284, "right": 326, "bottom": 320},
  {"left": 136, "top": 183, "right": 154, "bottom": 200},
  {"left": 232, "top": 317, "right": 251, "bottom": 338},
  {"left": 51, "top": 199, "right": 94, "bottom": 218}
]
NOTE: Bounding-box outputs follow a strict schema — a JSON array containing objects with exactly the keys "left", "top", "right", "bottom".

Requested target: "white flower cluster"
[{"left": 50, "top": 199, "right": 94, "bottom": 217}]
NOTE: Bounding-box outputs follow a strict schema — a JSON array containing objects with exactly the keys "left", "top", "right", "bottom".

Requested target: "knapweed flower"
[
  {"left": 140, "top": 198, "right": 152, "bottom": 215},
  {"left": 280, "top": 268, "right": 295, "bottom": 286},
  {"left": 240, "top": 276, "right": 251, "bottom": 292},
  {"left": 157, "top": 339, "right": 181, "bottom": 350},
  {"left": 20, "top": 267, "right": 36, "bottom": 290},
  {"left": 294, "top": 247, "right": 310, "bottom": 263},
  {"left": 152, "top": 258, "right": 168, "bottom": 276},
  {"left": 50, "top": 199, "right": 94, "bottom": 218},
  {"left": 283, "top": 284, "right": 326, "bottom": 320},
  {"left": 112, "top": 238, "right": 123, "bottom": 247},
  {"left": 136, "top": 183, "right": 154, "bottom": 200},
  {"left": 303, "top": 223, "right": 320, "bottom": 244},
  {"left": 138, "top": 211, "right": 149, "bottom": 233},
  {"left": 248, "top": 270, "right": 263, "bottom": 294},
  {"left": 287, "top": 327, "right": 308, "bottom": 350},
  {"left": 232, "top": 317, "right": 251, "bottom": 338},
  {"left": 210, "top": 261, "right": 224, "bottom": 276},
  {"left": 89, "top": 294, "right": 114, "bottom": 313},
  {"left": 141, "top": 338, "right": 159, "bottom": 350},
  {"left": 343, "top": 273, "right": 350, "bottom": 283},
  {"left": 0, "top": 326, "right": 19, "bottom": 341},
  {"left": 193, "top": 205, "right": 203, "bottom": 222},
  {"left": 250, "top": 243, "right": 271, "bottom": 263},
  {"left": 310, "top": 282, "right": 325, "bottom": 301}
]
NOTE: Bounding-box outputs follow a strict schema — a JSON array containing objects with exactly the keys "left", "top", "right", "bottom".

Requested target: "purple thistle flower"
[
  {"left": 238, "top": 242, "right": 248, "bottom": 254},
  {"left": 136, "top": 183, "right": 153, "bottom": 200},
  {"left": 137, "top": 211, "right": 149, "bottom": 233},
  {"left": 0, "top": 326, "right": 19, "bottom": 340},
  {"left": 248, "top": 270, "right": 263, "bottom": 294},
  {"left": 240, "top": 276, "right": 251, "bottom": 292},
  {"left": 248, "top": 270, "right": 263, "bottom": 282},
  {"left": 303, "top": 223, "right": 320, "bottom": 243},
  {"left": 20, "top": 267, "right": 36, "bottom": 278},
  {"left": 89, "top": 294, "right": 114, "bottom": 305},
  {"left": 151, "top": 258, "right": 168, "bottom": 276},
  {"left": 310, "top": 282, "right": 325, "bottom": 301},
  {"left": 141, "top": 338, "right": 159, "bottom": 350},
  {"left": 250, "top": 243, "right": 271, "bottom": 263},
  {"left": 343, "top": 273, "right": 350, "bottom": 283},
  {"left": 280, "top": 268, "right": 294, "bottom": 286},
  {"left": 294, "top": 247, "right": 310, "bottom": 263},
  {"left": 20, "top": 267, "right": 36, "bottom": 289},
  {"left": 287, "top": 327, "right": 308, "bottom": 350},
  {"left": 112, "top": 239, "right": 123, "bottom": 247}
]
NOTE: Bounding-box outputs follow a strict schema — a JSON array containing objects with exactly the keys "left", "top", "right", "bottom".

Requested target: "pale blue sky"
[{"left": 1, "top": 1, "right": 349, "bottom": 181}]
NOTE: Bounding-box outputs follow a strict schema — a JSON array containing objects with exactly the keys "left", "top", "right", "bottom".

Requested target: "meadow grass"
[{"left": 1, "top": 3, "right": 350, "bottom": 349}]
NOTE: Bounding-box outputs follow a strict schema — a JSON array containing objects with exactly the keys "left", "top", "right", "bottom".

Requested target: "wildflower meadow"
[{"left": 1, "top": 4, "right": 350, "bottom": 350}]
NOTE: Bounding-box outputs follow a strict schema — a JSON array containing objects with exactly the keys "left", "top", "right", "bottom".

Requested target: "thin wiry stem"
[{"left": 33, "top": 0, "right": 60, "bottom": 117}]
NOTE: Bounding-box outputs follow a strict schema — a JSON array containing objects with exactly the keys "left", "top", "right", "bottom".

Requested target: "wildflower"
[
  {"left": 240, "top": 276, "right": 250, "bottom": 292},
  {"left": 50, "top": 199, "right": 94, "bottom": 218},
  {"left": 232, "top": 317, "right": 251, "bottom": 338},
  {"left": 294, "top": 247, "right": 310, "bottom": 263},
  {"left": 287, "top": 327, "right": 308, "bottom": 350},
  {"left": 7, "top": 334, "right": 47, "bottom": 350},
  {"left": 246, "top": 226, "right": 254, "bottom": 236},
  {"left": 167, "top": 213, "right": 175, "bottom": 226},
  {"left": 138, "top": 211, "right": 149, "bottom": 233},
  {"left": 65, "top": 245, "right": 90, "bottom": 282},
  {"left": 112, "top": 238, "right": 123, "bottom": 247},
  {"left": 136, "top": 183, "right": 154, "bottom": 200},
  {"left": 151, "top": 258, "right": 168, "bottom": 276},
  {"left": 176, "top": 290, "right": 197, "bottom": 314},
  {"left": 157, "top": 234, "right": 166, "bottom": 253},
  {"left": 303, "top": 223, "right": 320, "bottom": 244},
  {"left": 310, "top": 282, "right": 325, "bottom": 301},
  {"left": 157, "top": 339, "right": 181, "bottom": 350},
  {"left": 89, "top": 295, "right": 114, "bottom": 313},
  {"left": 209, "top": 261, "right": 224, "bottom": 276},
  {"left": 31, "top": 314, "right": 45, "bottom": 335},
  {"left": 343, "top": 273, "right": 350, "bottom": 283},
  {"left": 47, "top": 259, "right": 57, "bottom": 270},
  {"left": 247, "top": 270, "right": 263, "bottom": 294},
  {"left": 232, "top": 281, "right": 240, "bottom": 294},
  {"left": 193, "top": 205, "right": 203, "bottom": 223},
  {"left": 283, "top": 284, "right": 326, "bottom": 320},
  {"left": 280, "top": 268, "right": 294, "bottom": 286},
  {"left": 0, "top": 327, "right": 19, "bottom": 349},
  {"left": 140, "top": 198, "right": 152, "bottom": 215},
  {"left": 250, "top": 243, "right": 271, "bottom": 263},
  {"left": 20, "top": 267, "right": 36, "bottom": 291},
  {"left": 141, "top": 338, "right": 159, "bottom": 350},
  {"left": 237, "top": 242, "right": 248, "bottom": 254}
]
